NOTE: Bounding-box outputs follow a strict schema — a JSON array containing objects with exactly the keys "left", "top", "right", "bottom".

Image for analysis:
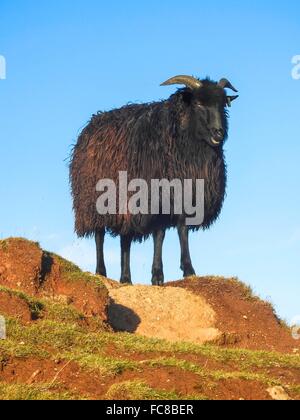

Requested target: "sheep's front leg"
[
  {"left": 152, "top": 229, "right": 166, "bottom": 286},
  {"left": 120, "top": 235, "right": 133, "bottom": 284},
  {"left": 178, "top": 224, "right": 196, "bottom": 278},
  {"left": 95, "top": 229, "right": 107, "bottom": 277}
]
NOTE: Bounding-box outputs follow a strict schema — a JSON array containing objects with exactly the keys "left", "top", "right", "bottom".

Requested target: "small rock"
[
  {"left": 27, "top": 370, "right": 41, "bottom": 385},
  {"left": 267, "top": 386, "right": 292, "bottom": 401},
  {"left": 243, "top": 316, "right": 248, "bottom": 320}
]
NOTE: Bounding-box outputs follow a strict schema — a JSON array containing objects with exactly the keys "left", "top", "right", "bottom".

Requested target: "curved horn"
[
  {"left": 160, "top": 75, "right": 203, "bottom": 90},
  {"left": 219, "top": 78, "right": 238, "bottom": 92}
]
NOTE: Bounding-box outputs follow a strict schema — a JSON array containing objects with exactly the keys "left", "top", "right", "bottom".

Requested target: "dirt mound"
[
  {"left": 0, "top": 239, "right": 42, "bottom": 295},
  {"left": 0, "top": 238, "right": 109, "bottom": 324},
  {"left": 105, "top": 277, "right": 299, "bottom": 352},
  {"left": 103, "top": 277, "right": 298, "bottom": 353},
  {"left": 167, "top": 277, "right": 298, "bottom": 353},
  {"left": 0, "top": 238, "right": 297, "bottom": 354},
  {"left": 107, "top": 282, "right": 220, "bottom": 345},
  {"left": 0, "top": 290, "right": 33, "bottom": 323},
  {"left": 0, "top": 238, "right": 299, "bottom": 400},
  {"left": 39, "top": 254, "right": 108, "bottom": 320}
]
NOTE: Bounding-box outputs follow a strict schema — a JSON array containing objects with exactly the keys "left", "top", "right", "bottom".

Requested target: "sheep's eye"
[{"left": 226, "top": 95, "right": 239, "bottom": 107}]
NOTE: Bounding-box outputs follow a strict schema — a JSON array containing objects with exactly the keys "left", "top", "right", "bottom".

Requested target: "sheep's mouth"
[
  {"left": 211, "top": 137, "right": 221, "bottom": 145},
  {"left": 209, "top": 137, "right": 223, "bottom": 147}
]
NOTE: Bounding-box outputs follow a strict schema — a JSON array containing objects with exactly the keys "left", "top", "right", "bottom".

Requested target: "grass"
[
  {"left": 62, "top": 351, "right": 140, "bottom": 376},
  {"left": 0, "top": 286, "right": 44, "bottom": 319},
  {"left": 0, "top": 286, "right": 95, "bottom": 326},
  {"left": 4, "top": 316, "right": 299, "bottom": 374},
  {"left": 1, "top": 317, "right": 295, "bottom": 391},
  {"left": 0, "top": 251, "right": 299, "bottom": 400},
  {"left": 42, "top": 300, "right": 86, "bottom": 324},
  {"left": 50, "top": 253, "right": 106, "bottom": 289},
  {"left": 0, "top": 383, "right": 85, "bottom": 401},
  {"left": 105, "top": 380, "right": 207, "bottom": 400},
  {"left": 144, "top": 357, "right": 281, "bottom": 386},
  {"left": 0, "top": 338, "right": 49, "bottom": 360},
  {"left": 0, "top": 237, "right": 40, "bottom": 250},
  {"left": 0, "top": 323, "right": 298, "bottom": 400},
  {"left": 91, "top": 331, "right": 300, "bottom": 370}
]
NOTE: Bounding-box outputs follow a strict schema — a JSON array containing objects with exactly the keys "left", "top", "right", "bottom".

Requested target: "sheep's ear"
[
  {"left": 227, "top": 95, "right": 239, "bottom": 107},
  {"left": 182, "top": 90, "right": 193, "bottom": 105}
]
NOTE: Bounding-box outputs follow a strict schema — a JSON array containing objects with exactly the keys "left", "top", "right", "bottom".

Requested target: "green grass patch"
[
  {"left": 50, "top": 253, "right": 106, "bottom": 289},
  {"left": 102, "top": 332, "right": 300, "bottom": 370},
  {"left": 41, "top": 299, "right": 85, "bottom": 324},
  {"left": 0, "top": 338, "right": 49, "bottom": 360},
  {"left": 0, "top": 286, "right": 94, "bottom": 326},
  {"left": 2, "top": 314, "right": 299, "bottom": 391},
  {"left": 6, "top": 319, "right": 85, "bottom": 350},
  {"left": 144, "top": 357, "right": 280, "bottom": 386},
  {"left": 0, "top": 237, "right": 40, "bottom": 250},
  {"left": 0, "top": 383, "right": 84, "bottom": 401},
  {"left": 0, "top": 286, "right": 44, "bottom": 319},
  {"left": 105, "top": 380, "right": 207, "bottom": 401},
  {"left": 3, "top": 319, "right": 137, "bottom": 376},
  {"left": 63, "top": 351, "right": 139, "bottom": 376}
]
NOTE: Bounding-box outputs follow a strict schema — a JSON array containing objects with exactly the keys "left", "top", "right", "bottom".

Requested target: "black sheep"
[{"left": 70, "top": 75, "right": 238, "bottom": 285}]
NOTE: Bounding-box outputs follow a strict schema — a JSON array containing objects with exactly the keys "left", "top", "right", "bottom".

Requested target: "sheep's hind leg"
[
  {"left": 120, "top": 235, "right": 133, "bottom": 284},
  {"left": 95, "top": 229, "right": 107, "bottom": 277},
  {"left": 152, "top": 229, "right": 166, "bottom": 286},
  {"left": 178, "top": 224, "right": 196, "bottom": 278}
]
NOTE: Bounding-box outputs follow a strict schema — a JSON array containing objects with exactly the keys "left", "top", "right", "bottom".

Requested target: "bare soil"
[
  {"left": 167, "top": 277, "right": 299, "bottom": 353},
  {"left": 0, "top": 238, "right": 299, "bottom": 401},
  {"left": 107, "top": 281, "right": 221, "bottom": 344}
]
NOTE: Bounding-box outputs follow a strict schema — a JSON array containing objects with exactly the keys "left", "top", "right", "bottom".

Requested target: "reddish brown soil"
[
  {"left": 1, "top": 350, "right": 299, "bottom": 401},
  {"left": 40, "top": 254, "right": 109, "bottom": 320},
  {"left": 0, "top": 357, "right": 272, "bottom": 400},
  {"left": 167, "top": 277, "right": 299, "bottom": 353},
  {"left": 0, "top": 238, "right": 109, "bottom": 324},
  {"left": 0, "top": 290, "right": 33, "bottom": 323},
  {"left": 0, "top": 238, "right": 299, "bottom": 400},
  {"left": 0, "top": 238, "right": 42, "bottom": 295}
]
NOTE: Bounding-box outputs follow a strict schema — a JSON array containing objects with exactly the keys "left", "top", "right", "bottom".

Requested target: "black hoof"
[
  {"left": 183, "top": 267, "right": 196, "bottom": 278},
  {"left": 152, "top": 278, "right": 164, "bottom": 286},
  {"left": 152, "top": 270, "right": 164, "bottom": 286},
  {"left": 120, "top": 276, "right": 132, "bottom": 285},
  {"left": 96, "top": 268, "right": 107, "bottom": 277}
]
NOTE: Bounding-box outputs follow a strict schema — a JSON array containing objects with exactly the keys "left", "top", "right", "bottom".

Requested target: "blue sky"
[{"left": 0, "top": 0, "right": 299, "bottom": 322}]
